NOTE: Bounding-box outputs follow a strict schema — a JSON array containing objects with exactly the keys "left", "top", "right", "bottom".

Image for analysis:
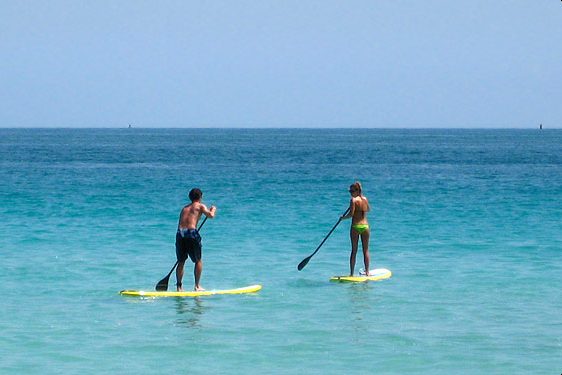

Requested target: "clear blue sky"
[{"left": 1, "top": 1, "right": 561, "bottom": 128}]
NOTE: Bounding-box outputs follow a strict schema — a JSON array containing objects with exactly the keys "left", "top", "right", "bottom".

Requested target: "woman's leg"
[
  {"left": 350, "top": 228, "right": 359, "bottom": 275},
  {"left": 361, "top": 229, "right": 370, "bottom": 275}
]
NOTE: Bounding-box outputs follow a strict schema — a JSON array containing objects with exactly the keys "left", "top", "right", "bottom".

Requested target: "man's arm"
[{"left": 200, "top": 204, "right": 217, "bottom": 218}]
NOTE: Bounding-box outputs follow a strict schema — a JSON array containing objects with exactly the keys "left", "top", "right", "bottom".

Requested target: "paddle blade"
[
  {"left": 155, "top": 275, "right": 170, "bottom": 291},
  {"left": 297, "top": 256, "right": 311, "bottom": 271}
]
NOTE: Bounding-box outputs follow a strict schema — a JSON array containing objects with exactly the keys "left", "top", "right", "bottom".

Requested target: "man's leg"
[
  {"left": 176, "top": 260, "right": 185, "bottom": 291},
  {"left": 194, "top": 260, "right": 204, "bottom": 291}
]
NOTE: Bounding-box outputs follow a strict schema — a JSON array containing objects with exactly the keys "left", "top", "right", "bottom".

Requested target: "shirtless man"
[
  {"left": 176, "top": 188, "right": 216, "bottom": 291},
  {"left": 341, "top": 181, "right": 371, "bottom": 276}
]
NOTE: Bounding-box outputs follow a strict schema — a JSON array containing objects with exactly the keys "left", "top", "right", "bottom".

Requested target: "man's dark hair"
[{"left": 189, "top": 188, "right": 202, "bottom": 202}]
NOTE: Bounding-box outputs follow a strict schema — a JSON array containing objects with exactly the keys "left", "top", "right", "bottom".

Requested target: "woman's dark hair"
[{"left": 349, "top": 181, "right": 362, "bottom": 193}]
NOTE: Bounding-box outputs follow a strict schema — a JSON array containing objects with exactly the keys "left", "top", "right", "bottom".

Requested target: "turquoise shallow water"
[{"left": 1, "top": 129, "right": 561, "bottom": 374}]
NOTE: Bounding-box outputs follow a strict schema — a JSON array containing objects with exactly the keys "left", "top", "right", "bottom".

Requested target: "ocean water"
[{"left": 0, "top": 128, "right": 560, "bottom": 374}]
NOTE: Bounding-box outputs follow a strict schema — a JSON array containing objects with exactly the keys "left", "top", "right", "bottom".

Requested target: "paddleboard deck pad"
[
  {"left": 120, "top": 284, "right": 262, "bottom": 297},
  {"left": 330, "top": 268, "right": 391, "bottom": 283}
]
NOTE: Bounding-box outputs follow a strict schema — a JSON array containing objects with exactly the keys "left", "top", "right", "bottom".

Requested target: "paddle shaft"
[{"left": 297, "top": 207, "right": 350, "bottom": 271}]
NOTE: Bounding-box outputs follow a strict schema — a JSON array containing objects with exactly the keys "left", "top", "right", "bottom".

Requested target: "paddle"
[
  {"left": 297, "top": 207, "right": 350, "bottom": 271},
  {"left": 155, "top": 216, "right": 208, "bottom": 291}
]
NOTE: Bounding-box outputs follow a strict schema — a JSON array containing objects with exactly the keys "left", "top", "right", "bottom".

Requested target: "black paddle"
[
  {"left": 155, "top": 216, "right": 208, "bottom": 291},
  {"left": 297, "top": 207, "right": 350, "bottom": 271}
]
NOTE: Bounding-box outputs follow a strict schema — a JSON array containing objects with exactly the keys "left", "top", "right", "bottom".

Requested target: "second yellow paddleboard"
[{"left": 330, "top": 268, "right": 392, "bottom": 283}]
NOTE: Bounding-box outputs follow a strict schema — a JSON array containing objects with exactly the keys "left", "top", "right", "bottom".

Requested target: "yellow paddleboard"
[
  {"left": 330, "top": 268, "right": 392, "bottom": 283},
  {"left": 120, "top": 284, "right": 262, "bottom": 297}
]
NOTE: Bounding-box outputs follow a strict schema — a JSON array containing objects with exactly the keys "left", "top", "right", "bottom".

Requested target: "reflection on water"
[
  {"left": 175, "top": 297, "right": 208, "bottom": 328},
  {"left": 345, "top": 283, "right": 380, "bottom": 343}
]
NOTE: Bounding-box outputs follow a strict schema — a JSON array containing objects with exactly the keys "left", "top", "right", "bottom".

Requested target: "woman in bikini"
[{"left": 341, "top": 181, "right": 371, "bottom": 276}]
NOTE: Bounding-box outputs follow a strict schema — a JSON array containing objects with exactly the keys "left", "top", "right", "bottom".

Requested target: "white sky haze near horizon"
[{"left": 1, "top": 1, "right": 561, "bottom": 128}]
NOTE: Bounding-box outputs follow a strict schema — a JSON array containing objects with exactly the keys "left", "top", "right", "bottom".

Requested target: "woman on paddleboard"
[{"left": 341, "top": 181, "right": 371, "bottom": 276}]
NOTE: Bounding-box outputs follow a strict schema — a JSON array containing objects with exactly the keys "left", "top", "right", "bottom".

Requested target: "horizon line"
[{"left": 0, "top": 126, "right": 559, "bottom": 130}]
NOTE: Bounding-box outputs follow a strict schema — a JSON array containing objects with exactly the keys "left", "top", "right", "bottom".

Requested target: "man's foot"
[
  {"left": 176, "top": 282, "right": 183, "bottom": 292},
  {"left": 194, "top": 285, "right": 205, "bottom": 291}
]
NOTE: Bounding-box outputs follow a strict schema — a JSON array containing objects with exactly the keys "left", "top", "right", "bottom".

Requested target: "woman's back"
[{"left": 352, "top": 196, "right": 369, "bottom": 224}]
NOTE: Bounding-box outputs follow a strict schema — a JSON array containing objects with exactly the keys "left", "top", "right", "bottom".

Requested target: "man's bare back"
[{"left": 178, "top": 202, "right": 213, "bottom": 229}]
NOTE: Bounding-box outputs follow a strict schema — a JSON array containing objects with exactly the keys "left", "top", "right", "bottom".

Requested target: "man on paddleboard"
[{"left": 176, "top": 188, "right": 216, "bottom": 291}]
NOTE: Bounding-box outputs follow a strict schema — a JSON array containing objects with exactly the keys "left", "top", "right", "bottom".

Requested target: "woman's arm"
[{"left": 341, "top": 199, "right": 355, "bottom": 219}]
